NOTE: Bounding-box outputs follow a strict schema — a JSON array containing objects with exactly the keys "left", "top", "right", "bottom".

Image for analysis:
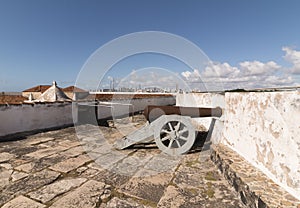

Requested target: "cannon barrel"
[{"left": 144, "top": 105, "right": 222, "bottom": 122}]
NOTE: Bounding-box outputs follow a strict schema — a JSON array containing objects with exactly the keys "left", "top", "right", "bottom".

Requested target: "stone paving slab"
[
  {"left": 49, "top": 154, "right": 92, "bottom": 173},
  {"left": 59, "top": 145, "right": 86, "bottom": 158},
  {"left": 0, "top": 115, "right": 246, "bottom": 207},
  {"left": 28, "top": 178, "right": 87, "bottom": 203},
  {"left": 103, "top": 197, "right": 151, "bottom": 208},
  {"left": 4, "top": 169, "right": 60, "bottom": 194},
  {"left": 11, "top": 170, "right": 29, "bottom": 182},
  {"left": 26, "top": 137, "right": 55, "bottom": 146},
  {"left": 25, "top": 146, "right": 69, "bottom": 159},
  {"left": 0, "top": 152, "right": 15, "bottom": 163},
  {"left": 0, "top": 163, "right": 12, "bottom": 169},
  {"left": 157, "top": 185, "right": 185, "bottom": 208},
  {"left": 0, "top": 168, "right": 13, "bottom": 190},
  {"left": 2, "top": 195, "right": 45, "bottom": 208},
  {"left": 15, "top": 162, "right": 35, "bottom": 173},
  {"left": 119, "top": 172, "right": 173, "bottom": 203},
  {"left": 49, "top": 180, "right": 109, "bottom": 208}
]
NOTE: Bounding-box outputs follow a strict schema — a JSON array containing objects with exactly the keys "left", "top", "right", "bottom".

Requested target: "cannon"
[{"left": 114, "top": 105, "right": 222, "bottom": 155}]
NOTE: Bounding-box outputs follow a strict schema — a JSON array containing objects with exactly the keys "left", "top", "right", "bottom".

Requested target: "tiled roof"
[
  {"left": 35, "top": 81, "right": 71, "bottom": 102},
  {"left": 0, "top": 95, "right": 27, "bottom": 104},
  {"left": 23, "top": 85, "right": 51, "bottom": 93},
  {"left": 62, "top": 86, "right": 87, "bottom": 93}
]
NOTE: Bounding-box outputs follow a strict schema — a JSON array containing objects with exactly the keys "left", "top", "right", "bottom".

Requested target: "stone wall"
[
  {"left": 22, "top": 92, "right": 42, "bottom": 99},
  {"left": 75, "top": 96, "right": 176, "bottom": 125},
  {"left": 0, "top": 96, "right": 175, "bottom": 138},
  {"left": 0, "top": 102, "right": 73, "bottom": 137},
  {"left": 176, "top": 91, "right": 300, "bottom": 200},
  {"left": 176, "top": 93, "right": 225, "bottom": 144},
  {"left": 99, "top": 96, "right": 176, "bottom": 119}
]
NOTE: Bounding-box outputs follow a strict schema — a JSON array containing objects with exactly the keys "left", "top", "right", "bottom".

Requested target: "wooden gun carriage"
[{"left": 114, "top": 105, "right": 222, "bottom": 155}]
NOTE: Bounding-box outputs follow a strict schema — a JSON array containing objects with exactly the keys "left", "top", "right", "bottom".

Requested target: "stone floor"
[{"left": 0, "top": 115, "right": 245, "bottom": 208}]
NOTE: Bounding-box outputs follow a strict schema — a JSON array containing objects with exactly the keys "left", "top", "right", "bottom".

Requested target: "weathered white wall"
[
  {"left": 99, "top": 96, "right": 176, "bottom": 119},
  {"left": 22, "top": 92, "right": 41, "bottom": 99},
  {"left": 0, "top": 103, "right": 73, "bottom": 137},
  {"left": 224, "top": 92, "right": 300, "bottom": 200},
  {"left": 176, "top": 91, "right": 300, "bottom": 200},
  {"left": 176, "top": 93, "right": 225, "bottom": 144},
  {"left": 0, "top": 96, "right": 175, "bottom": 137}
]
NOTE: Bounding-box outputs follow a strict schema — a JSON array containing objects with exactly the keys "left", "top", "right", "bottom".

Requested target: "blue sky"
[{"left": 0, "top": 0, "right": 300, "bottom": 91}]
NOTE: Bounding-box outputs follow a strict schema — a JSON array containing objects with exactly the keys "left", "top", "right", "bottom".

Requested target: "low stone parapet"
[{"left": 211, "top": 144, "right": 300, "bottom": 208}]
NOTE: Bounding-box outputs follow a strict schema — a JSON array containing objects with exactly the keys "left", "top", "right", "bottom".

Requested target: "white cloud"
[
  {"left": 239, "top": 61, "right": 280, "bottom": 76},
  {"left": 202, "top": 62, "right": 240, "bottom": 78},
  {"left": 282, "top": 47, "right": 300, "bottom": 74},
  {"left": 181, "top": 48, "right": 298, "bottom": 90},
  {"left": 264, "top": 75, "right": 294, "bottom": 85},
  {"left": 181, "top": 69, "right": 201, "bottom": 81},
  {"left": 104, "top": 47, "right": 300, "bottom": 91}
]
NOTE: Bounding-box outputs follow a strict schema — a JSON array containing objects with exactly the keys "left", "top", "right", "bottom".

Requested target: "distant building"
[
  {"left": 23, "top": 82, "right": 89, "bottom": 101},
  {"left": 22, "top": 85, "right": 51, "bottom": 99},
  {"left": 145, "top": 87, "right": 163, "bottom": 93},
  {"left": 62, "top": 86, "right": 89, "bottom": 100},
  {"left": 34, "top": 81, "right": 71, "bottom": 102},
  {"left": 0, "top": 94, "right": 27, "bottom": 105},
  {"left": 119, "top": 87, "right": 135, "bottom": 92}
]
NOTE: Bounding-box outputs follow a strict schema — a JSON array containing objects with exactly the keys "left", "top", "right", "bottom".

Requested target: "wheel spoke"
[
  {"left": 178, "top": 127, "right": 188, "bottom": 135},
  {"left": 175, "top": 139, "right": 181, "bottom": 147},
  {"left": 168, "top": 139, "right": 174, "bottom": 149},
  {"left": 161, "top": 135, "right": 171, "bottom": 142},
  {"left": 168, "top": 122, "right": 174, "bottom": 131},
  {"left": 175, "top": 122, "right": 181, "bottom": 131},
  {"left": 162, "top": 129, "right": 171, "bottom": 134},
  {"left": 179, "top": 136, "right": 188, "bottom": 141},
  {"left": 155, "top": 117, "right": 196, "bottom": 155}
]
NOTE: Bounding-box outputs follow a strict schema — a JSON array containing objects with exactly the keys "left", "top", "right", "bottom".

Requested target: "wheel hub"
[
  {"left": 170, "top": 130, "right": 178, "bottom": 140},
  {"left": 154, "top": 115, "right": 196, "bottom": 156}
]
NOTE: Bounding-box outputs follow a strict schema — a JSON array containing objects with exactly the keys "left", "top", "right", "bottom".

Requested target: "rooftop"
[
  {"left": 23, "top": 85, "right": 52, "bottom": 93},
  {"left": 0, "top": 95, "right": 27, "bottom": 105},
  {"left": 0, "top": 115, "right": 244, "bottom": 208},
  {"left": 62, "top": 86, "right": 87, "bottom": 93},
  {"left": 34, "top": 81, "right": 71, "bottom": 102}
]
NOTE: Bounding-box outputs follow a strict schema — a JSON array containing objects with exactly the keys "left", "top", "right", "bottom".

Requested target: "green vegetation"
[
  {"left": 205, "top": 188, "right": 215, "bottom": 198},
  {"left": 185, "top": 160, "right": 199, "bottom": 168},
  {"left": 109, "top": 189, "right": 157, "bottom": 207},
  {"left": 205, "top": 182, "right": 215, "bottom": 198},
  {"left": 186, "top": 188, "right": 199, "bottom": 195},
  {"left": 205, "top": 171, "right": 217, "bottom": 181}
]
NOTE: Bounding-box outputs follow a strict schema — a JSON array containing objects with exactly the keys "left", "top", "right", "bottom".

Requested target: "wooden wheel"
[{"left": 154, "top": 115, "right": 195, "bottom": 155}]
